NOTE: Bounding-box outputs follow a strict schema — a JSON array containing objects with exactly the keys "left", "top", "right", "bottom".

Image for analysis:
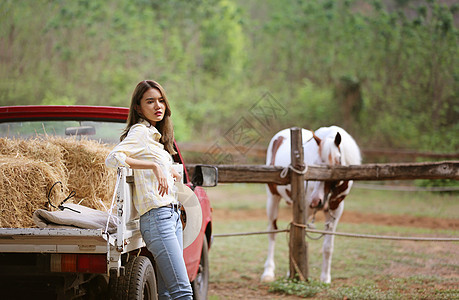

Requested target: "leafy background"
[{"left": 1, "top": 0, "right": 457, "bottom": 152}]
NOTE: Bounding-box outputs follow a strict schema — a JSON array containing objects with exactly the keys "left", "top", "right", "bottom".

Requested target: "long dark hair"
[{"left": 120, "top": 80, "right": 176, "bottom": 155}]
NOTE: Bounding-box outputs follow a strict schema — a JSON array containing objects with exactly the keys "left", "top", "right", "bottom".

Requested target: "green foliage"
[
  {"left": 325, "top": 278, "right": 399, "bottom": 299},
  {"left": 171, "top": 106, "right": 192, "bottom": 142},
  {"left": 0, "top": 0, "right": 457, "bottom": 152},
  {"left": 41, "top": 93, "right": 76, "bottom": 106},
  {"left": 199, "top": 0, "right": 246, "bottom": 76},
  {"left": 415, "top": 178, "right": 459, "bottom": 191},
  {"left": 286, "top": 79, "right": 335, "bottom": 130},
  {"left": 268, "top": 278, "right": 328, "bottom": 298}
]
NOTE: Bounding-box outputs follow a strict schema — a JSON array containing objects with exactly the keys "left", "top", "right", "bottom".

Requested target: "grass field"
[{"left": 203, "top": 183, "right": 458, "bottom": 299}]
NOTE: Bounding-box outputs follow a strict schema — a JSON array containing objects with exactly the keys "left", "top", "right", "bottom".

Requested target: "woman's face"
[{"left": 138, "top": 88, "right": 166, "bottom": 126}]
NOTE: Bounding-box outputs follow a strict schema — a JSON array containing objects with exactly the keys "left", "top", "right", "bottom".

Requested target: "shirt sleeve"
[
  {"left": 105, "top": 125, "right": 143, "bottom": 168},
  {"left": 105, "top": 124, "right": 165, "bottom": 169}
]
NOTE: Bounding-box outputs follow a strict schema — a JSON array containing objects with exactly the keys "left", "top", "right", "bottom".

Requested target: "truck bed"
[
  {"left": 0, "top": 228, "right": 113, "bottom": 253},
  {"left": 0, "top": 167, "right": 145, "bottom": 256}
]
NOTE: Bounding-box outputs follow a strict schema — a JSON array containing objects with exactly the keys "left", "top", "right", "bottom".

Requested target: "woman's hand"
[
  {"left": 152, "top": 164, "right": 169, "bottom": 197},
  {"left": 124, "top": 157, "right": 172, "bottom": 197},
  {"left": 171, "top": 167, "right": 182, "bottom": 183}
]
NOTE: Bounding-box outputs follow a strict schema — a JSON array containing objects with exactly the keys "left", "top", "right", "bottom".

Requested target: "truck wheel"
[
  {"left": 127, "top": 256, "right": 157, "bottom": 300},
  {"left": 191, "top": 238, "right": 209, "bottom": 300},
  {"left": 111, "top": 256, "right": 158, "bottom": 300}
]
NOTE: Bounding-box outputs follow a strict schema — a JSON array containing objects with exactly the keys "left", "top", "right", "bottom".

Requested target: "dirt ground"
[
  {"left": 212, "top": 207, "right": 458, "bottom": 230},
  {"left": 209, "top": 281, "right": 305, "bottom": 299},
  {"left": 208, "top": 207, "right": 458, "bottom": 299}
]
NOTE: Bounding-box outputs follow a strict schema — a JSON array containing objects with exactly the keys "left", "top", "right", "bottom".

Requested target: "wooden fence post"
[{"left": 289, "top": 127, "right": 308, "bottom": 281}]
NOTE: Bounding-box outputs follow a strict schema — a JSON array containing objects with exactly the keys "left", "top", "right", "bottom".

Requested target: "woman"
[{"left": 105, "top": 80, "right": 193, "bottom": 300}]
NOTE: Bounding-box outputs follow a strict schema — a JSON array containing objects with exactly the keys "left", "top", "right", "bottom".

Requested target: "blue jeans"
[{"left": 140, "top": 206, "right": 193, "bottom": 300}]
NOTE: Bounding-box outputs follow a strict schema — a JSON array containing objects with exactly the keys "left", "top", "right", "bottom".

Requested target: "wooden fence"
[
  {"left": 187, "top": 161, "right": 458, "bottom": 184},
  {"left": 185, "top": 128, "right": 459, "bottom": 281}
]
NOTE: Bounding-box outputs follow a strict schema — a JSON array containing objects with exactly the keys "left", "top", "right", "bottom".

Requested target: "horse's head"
[
  {"left": 309, "top": 131, "right": 348, "bottom": 210},
  {"left": 313, "top": 131, "right": 342, "bottom": 166}
]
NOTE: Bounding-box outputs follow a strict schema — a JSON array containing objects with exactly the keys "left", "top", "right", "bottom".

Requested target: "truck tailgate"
[{"left": 0, "top": 228, "right": 112, "bottom": 254}]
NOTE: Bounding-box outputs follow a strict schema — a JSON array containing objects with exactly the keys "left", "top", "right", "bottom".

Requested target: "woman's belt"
[{"left": 165, "top": 203, "right": 182, "bottom": 212}]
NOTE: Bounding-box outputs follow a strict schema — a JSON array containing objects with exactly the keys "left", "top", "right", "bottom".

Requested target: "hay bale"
[
  {"left": 47, "top": 136, "right": 117, "bottom": 211},
  {"left": 0, "top": 155, "right": 67, "bottom": 228},
  {"left": 0, "top": 136, "right": 117, "bottom": 228},
  {"left": 0, "top": 137, "right": 68, "bottom": 188}
]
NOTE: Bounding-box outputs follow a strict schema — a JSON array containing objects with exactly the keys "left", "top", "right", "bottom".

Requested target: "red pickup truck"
[{"left": 0, "top": 105, "right": 215, "bottom": 300}]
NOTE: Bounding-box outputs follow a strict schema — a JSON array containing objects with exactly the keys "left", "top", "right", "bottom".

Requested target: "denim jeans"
[{"left": 140, "top": 206, "right": 193, "bottom": 300}]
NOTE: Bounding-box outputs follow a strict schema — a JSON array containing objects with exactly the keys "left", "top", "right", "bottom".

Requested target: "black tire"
[
  {"left": 111, "top": 256, "right": 158, "bottom": 300},
  {"left": 127, "top": 256, "right": 157, "bottom": 300},
  {"left": 108, "top": 272, "right": 120, "bottom": 300},
  {"left": 191, "top": 237, "right": 209, "bottom": 300}
]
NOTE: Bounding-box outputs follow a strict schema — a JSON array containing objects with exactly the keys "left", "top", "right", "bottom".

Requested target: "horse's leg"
[
  {"left": 320, "top": 202, "right": 344, "bottom": 284},
  {"left": 261, "top": 192, "right": 281, "bottom": 282}
]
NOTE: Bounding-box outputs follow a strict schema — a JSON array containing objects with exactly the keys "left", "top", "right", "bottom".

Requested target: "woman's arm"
[
  {"left": 105, "top": 125, "right": 174, "bottom": 197},
  {"left": 124, "top": 157, "right": 158, "bottom": 169},
  {"left": 125, "top": 157, "right": 169, "bottom": 197}
]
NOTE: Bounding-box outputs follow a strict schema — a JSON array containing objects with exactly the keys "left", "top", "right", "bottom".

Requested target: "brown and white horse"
[{"left": 261, "top": 126, "right": 361, "bottom": 283}]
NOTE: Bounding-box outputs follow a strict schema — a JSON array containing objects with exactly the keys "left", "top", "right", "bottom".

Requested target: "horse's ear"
[
  {"left": 312, "top": 132, "right": 321, "bottom": 146},
  {"left": 334, "top": 132, "right": 341, "bottom": 147}
]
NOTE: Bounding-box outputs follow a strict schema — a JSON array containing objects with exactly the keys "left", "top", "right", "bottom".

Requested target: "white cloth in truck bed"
[{"left": 33, "top": 203, "right": 117, "bottom": 233}]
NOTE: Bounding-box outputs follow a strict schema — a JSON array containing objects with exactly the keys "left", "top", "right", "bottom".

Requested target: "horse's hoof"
[
  {"left": 320, "top": 276, "right": 331, "bottom": 284},
  {"left": 261, "top": 273, "right": 275, "bottom": 283}
]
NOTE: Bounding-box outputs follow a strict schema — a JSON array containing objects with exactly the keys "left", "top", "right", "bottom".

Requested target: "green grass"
[
  {"left": 344, "top": 185, "right": 459, "bottom": 219},
  {"left": 208, "top": 183, "right": 268, "bottom": 210},
  {"left": 205, "top": 183, "right": 458, "bottom": 299},
  {"left": 206, "top": 182, "right": 459, "bottom": 219},
  {"left": 210, "top": 220, "right": 457, "bottom": 280}
]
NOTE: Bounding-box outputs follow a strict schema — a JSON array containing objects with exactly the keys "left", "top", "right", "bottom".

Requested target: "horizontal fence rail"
[
  {"left": 187, "top": 161, "right": 459, "bottom": 184},
  {"left": 212, "top": 226, "right": 459, "bottom": 242}
]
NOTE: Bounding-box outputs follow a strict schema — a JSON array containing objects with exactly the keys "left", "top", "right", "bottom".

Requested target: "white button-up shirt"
[{"left": 105, "top": 120, "right": 177, "bottom": 216}]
